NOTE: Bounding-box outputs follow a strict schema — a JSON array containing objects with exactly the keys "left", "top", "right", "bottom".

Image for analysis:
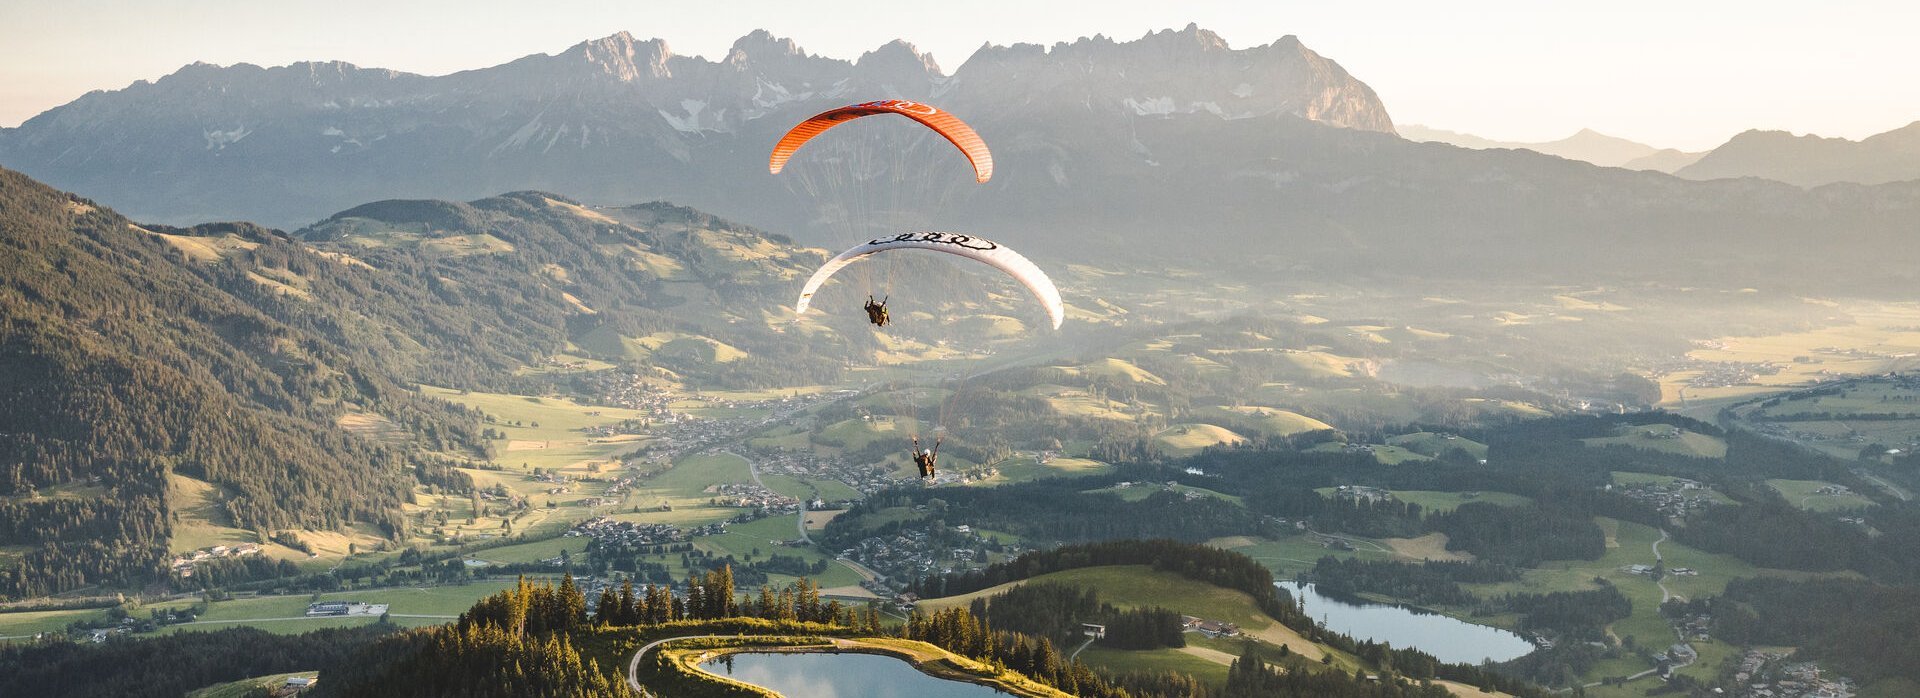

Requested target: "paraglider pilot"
[
  {"left": 864, "top": 295, "right": 890, "bottom": 327},
  {"left": 910, "top": 434, "right": 941, "bottom": 479}
]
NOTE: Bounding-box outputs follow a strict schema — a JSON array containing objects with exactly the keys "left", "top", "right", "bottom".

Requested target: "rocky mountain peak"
[
  {"left": 1141, "top": 22, "right": 1231, "bottom": 52},
  {"left": 855, "top": 39, "right": 944, "bottom": 84},
  {"left": 561, "top": 31, "right": 673, "bottom": 81},
  {"left": 726, "top": 29, "right": 807, "bottom": 66}
]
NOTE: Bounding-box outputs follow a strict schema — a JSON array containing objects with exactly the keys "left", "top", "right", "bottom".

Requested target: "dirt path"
[{"left": 1177, "top": 644, "right": 1240, "bottom": 666}]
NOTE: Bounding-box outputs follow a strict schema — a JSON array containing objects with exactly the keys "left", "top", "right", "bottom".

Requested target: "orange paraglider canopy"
[{"left": 768, "top": 99, "right": 993, "bottom": 183}]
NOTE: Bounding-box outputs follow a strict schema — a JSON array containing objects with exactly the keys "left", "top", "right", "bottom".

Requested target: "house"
[
  {"left": 1081, "top": 623, "right": 1106, "bottom": 639},
  {"left": 1197, "top": 620, "right": 1240, "bottom": 637},
  {"left": 306, "top": 602, "right": 351, "bottom": 617},
  {"left": 274, "top": 676, "right": 318, "bottom": 696}
]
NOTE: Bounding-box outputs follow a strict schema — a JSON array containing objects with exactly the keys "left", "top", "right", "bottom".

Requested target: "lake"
[
  {"left": 1280, "top": 581, "right": 1536, "bottom": 664},
  {"left": 700, "top": 651, "right": 1012, "bottom": 698}
]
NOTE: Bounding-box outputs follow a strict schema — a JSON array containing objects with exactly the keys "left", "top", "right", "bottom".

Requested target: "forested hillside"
[
  {"left": 0, "top": 168, "right": 485, "bottom": 596},
  {"left": 0, "top": 168, "right": 944, "bottom": 598}
]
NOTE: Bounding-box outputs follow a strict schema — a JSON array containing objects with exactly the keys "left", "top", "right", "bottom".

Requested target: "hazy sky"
[{"left": 3, "top": 0, "right": 1916, "bottom": 150}]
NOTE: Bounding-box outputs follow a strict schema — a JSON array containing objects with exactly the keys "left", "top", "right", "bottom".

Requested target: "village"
[
  {"left": 563, "top": 517, "right": 687, "bottom": 547},
  {"left": 841, "top": 521, "right": 1023, "bottom": 597},
  {"left": 705, "top": 483, "right": 802, "bottom": 513},
  {"left": 741, "top": 446, "right": 921, "bottom": 498},
  {"left": 1607, "top": 475, "right": 1723, "bottom": 522},
  {"left": 1728, "top": 650, "right": 1856, "bottom": 698}
]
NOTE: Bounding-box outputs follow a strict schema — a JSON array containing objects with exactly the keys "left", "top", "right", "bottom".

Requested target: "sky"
[{"left": 2, "top": 0, "right": 1916, "bottom": 151}]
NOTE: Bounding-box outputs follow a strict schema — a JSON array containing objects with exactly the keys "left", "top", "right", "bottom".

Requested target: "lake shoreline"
[
  {"left": 676, "top": 637, "right": 1070, "bottom": 698},
  {"left": 1280, "top": 581, "right": 1537, "bottom": 664}
]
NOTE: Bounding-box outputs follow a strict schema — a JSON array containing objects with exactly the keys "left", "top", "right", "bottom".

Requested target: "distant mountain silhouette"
[
  {"left": 1676, "top": 121, "right": 1920, "bottom": 186},
  {"left": 1397, "top": 125, "right": 1702, "bottom": 171}
]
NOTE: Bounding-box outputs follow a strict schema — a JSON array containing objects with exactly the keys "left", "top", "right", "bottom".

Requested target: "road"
[
  {"left": 726, "top": 447, "right": 814, "bottom": 545},
  {"left": 1560, "top": 529, "right": 1690, "bottom": 693},
  {"left": 1652, "top": 528, "right": 1675, "bottom": 604},
  {"left": 1856, "top": 469, "right": 1912, "bottom": 502},
  {"left": 1069, "top": 637, "right": 1096, "bottom": 661}
]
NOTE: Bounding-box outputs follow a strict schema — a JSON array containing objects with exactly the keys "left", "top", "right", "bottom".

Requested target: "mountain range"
[
  {"left": 2, "top": 26, "right": 1919, "bottom": 293},
  {"left": 0, "top": 26, "right": 1388, "bottom": 232}
]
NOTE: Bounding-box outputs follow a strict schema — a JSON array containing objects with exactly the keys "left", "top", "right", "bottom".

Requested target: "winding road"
[
  {"left": 1562, "top": 528, "right": 1691, "bottom": 692},
  {"left": 1856, "top": 469, "right": 1912, "bottom": 502}
]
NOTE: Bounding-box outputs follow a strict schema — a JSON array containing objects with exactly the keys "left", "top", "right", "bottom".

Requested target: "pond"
[
  {"left": 1280, "top": 581, "right": 1536, "bottom": 664},
  {"left": 700, "top": 651, "right": 1012, "bottom": 698}
]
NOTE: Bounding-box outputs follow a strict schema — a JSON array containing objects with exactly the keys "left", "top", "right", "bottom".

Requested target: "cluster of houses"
[
  {"left": 739, "top": 446, "right": 904, "bottom": 497},
  {"left": 169, "top": 542, "right": 262, "bottom": 577},
  {"left": 1669, "top": 609, "right": 1712, "bottom": 642},
  {"left": 564, "top": 517, "right": 685, "bottom": 546},
  {"left": 1685, "top": 361, "right": 1783, "bottom": 390},
  {"left": 1607, "top": 476, "right": 1721, "bottom": 522},
  {"left": 602, "top": 474, "right": 636, "bottom": 498},
  {"left": 577, "top": 371, "right": 677, "bottom": 413},
  {"left": 580, "top": 419, "right": 650, "bottom": 438},
  {"left": 1653, "top": 642, "right": 1697, "bottom": 667},
  {"left": 1731, "top": 650, "right": 1855, "bottom": 698},
  {"left": 705, "top": 483, "right": 801, "bottom": 512},
  {"left": 841, "top": 522, "right": 1018, "bottom": 591},
  {"left": 1330, "top": 484, "right": 1395, "bottom": 504}
]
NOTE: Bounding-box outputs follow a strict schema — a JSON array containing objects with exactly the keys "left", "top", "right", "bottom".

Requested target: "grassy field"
[
  {"left": 970, "top": 455, "right": 1113, "bottom": 486},
  {"left": 1583, "top": 425, "right": 1728, "bottom": 458},
  {"left": 1077, "top": 645, "right": 1232, "bottom": 687},
  {"left": 1085, "top": 482, "right": 1244, "bottom": 506},
  {"left": 1302, "top": 442, "right": 1433, "bottom": 465},
  {"left": 1736, "top": 379, "right": 1920, "bottom": 459},
  {"left": 760, "top": 473, "right": 862, "bottom": 503},
  {"left": 1194, "top": 405, "right": 1333, "bottom": 438},
  {"left": 1767, "top": 479, "right": 1878, "bottom": 512},
  {"left": 1449, "top": 516, "right": 1822, "bottom": 688},
  {"left": 1050, "top": 357, "right": 1167, "bottom": 386},
  {"left": 814, "top": 417, "right": 905, "bottom": 450},
  {"left": 422, "top": 385, "right": 652, "bottom": 472},
  {"left": 695, "top": 516, "right": 863, "bottom": 588},
  {"left": 1386, "top": 432, "right": 1490, "bottom": 460},
  {"left": 0, "top": 579, "right": 540, "bottom": 641},
  {"left": 1657, "top": 302, "right": 1920, "bottom": 406},
  {"left": 1153, "top": 424, "right": 1248, "bottom": 456},
  {"left": 1382, "top": 490, "right": 1533, "bottom": 516},
  {"left": 0, "top": 607, "right": 113, "bottom": 639},
  {"left": 469, "top": 535, "right": 591, "bottom": 565},
  {"left": 1208, "top": 534, "right": 1397, "bottom": 577},
  {"left": 918, "top": 565, "right": 1326, "bottom": 662}
]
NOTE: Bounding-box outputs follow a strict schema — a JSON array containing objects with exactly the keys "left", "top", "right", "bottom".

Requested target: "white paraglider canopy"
[{"left": 794, "top": 232, "right": 1064, "bottom": 330}]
